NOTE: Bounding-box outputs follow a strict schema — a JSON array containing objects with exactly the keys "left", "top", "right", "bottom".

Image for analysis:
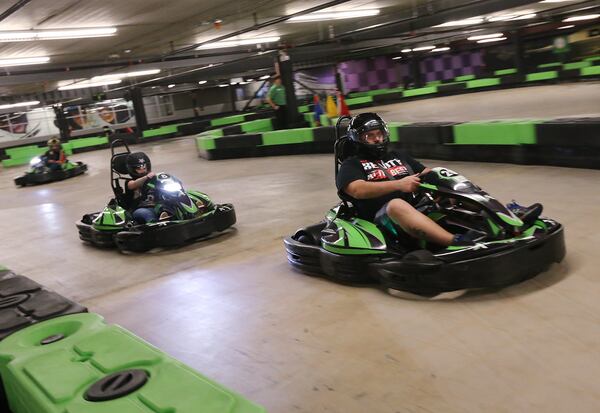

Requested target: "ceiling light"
[
  {"left": 477, "top": 37, "right": 508, "bottom": 43},
  {"left": 0, "top": 100, "right": 40, "bottom": 110},
  {"left": 431, "top": 47, "right": 450, "bottom": 52},
  {"left": 245, "top": 78, "right": 254, "bottom": 82},
  {"left": 392, "top": 56, "right": 402, "bottom": 60},
  {"left": 435, "top": 18, "right": 484, "bottom": 27},
  {"left": 488, "top": 12, "right": 536, "bottom": 22},
  {"left": 401, "top": 48, "right": 412, "bottom": 53},
  {"left": 412, "top": 46, "right": 436, "bottom": 51},
  {"left": 558, "top": 25, "right": 574, "bottom": 29},
  {"left": 93, "top": 69, "right": 161, "bottom": 80},
  {"left": 218, "top": 84, "right": 229, "bottom": 87},
  {"left": 198, "top": 80, "right": 207, "bottom": 84},
  {"left": 468, "top": 33, "right": 504, "bottom": 41},
  {"left": 540, "top": 0, "right": 575, "bottom": 3},
  {"left": 563, "top": 14, "right": 599, "bottom": 22},
  {"left": 288, "top": 9, "right": 380, "bottom": 22},
  {"left": 168, "top": 84, "right": 175, "bottom": 88},
  {"left": 0, "top": 27, "right": 116, "bottom": 42},
  {"left": 0, "top": 56, "right": 50, "bottom": 67},
  {"left": 196, "top": 36, "right": 280, "bottom": 50},
  {"left": 259, "top": 75, "right": 271, "bottom": 80},
  {"left": 58, "top": 79, "right": 122, "bottom": 90},
  {"left": 512, "top": 13, "right": 537, "bottom": 20}
]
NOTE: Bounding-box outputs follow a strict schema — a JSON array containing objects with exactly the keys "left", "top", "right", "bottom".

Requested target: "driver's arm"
[
  {"left": 127, "top": 173, "right": 155, "bottom": 190},
  {"left": 345, "top": 175, "right": 421, "bottom": 199}
]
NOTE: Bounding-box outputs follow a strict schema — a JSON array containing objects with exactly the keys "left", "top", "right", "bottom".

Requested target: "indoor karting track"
[{"left": 2, "top": 90, "right": 600, "bottom": 412}]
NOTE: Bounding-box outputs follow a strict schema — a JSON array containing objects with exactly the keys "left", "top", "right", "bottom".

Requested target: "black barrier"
[
  {"left": 177, "top": 121, "right": 210, "bottom": 136},
  {"left": 222, "top": 124, "right": 244, "bottom": 136}
]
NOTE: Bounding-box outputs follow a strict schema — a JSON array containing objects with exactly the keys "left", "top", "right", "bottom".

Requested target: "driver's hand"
[
  {"left": 396, "top": 174, "right": 421, "bottom": 193},
  {"left": 146, "top": 172, "right": 156, "bottom": 179}
]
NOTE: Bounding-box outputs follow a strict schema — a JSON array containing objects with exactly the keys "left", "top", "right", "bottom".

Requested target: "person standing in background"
[{"left": 266, "top": 75, "right": 287, "bottom": 129}]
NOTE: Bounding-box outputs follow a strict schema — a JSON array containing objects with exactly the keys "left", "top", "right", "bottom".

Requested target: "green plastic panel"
[
  {"left": 0, "top": 313, "right": 266, "bottom": 413},
  {"left": 347, "top": 91, "right": 370, "bottom": 98},
  {"left": 210, "top": 114, "right": 247, "bottom": 127},
  {"left": 466, "top": 78, "right": 501, "bottom": 89},
  {"left": 526, "top": 71, "right": 558, "bottom": 81},
  {"left": 453, "top": 121, "right": 537, "bottom": 145},
  {"left": 261, "top": 128, "right": 314, "bottom": 146},
  {"left": 538, "top": 62, "right": 561, "bottom": 69},
  {"left": 494, "top": 68, "right": 517, "bottom": 76},
  {"left": 583, "top": 56, "right": 600, "bottom": 62},
  {"left": 387, "top": 122, "right": 411, "bottom": 143},
  {"left": 581, "top": 65, "right": 600, "bottom": 76},
  {"left": 562, "top": 61, "right": 590, "bottom": 70},
  {"left": 319, "top": 114, "right": 331, "bottom": 126},
  {"left": 426, "top": 80, "right": 441, "bottom": 86},
  {"left": 403, "top": 86, "right": 437, "bottom": 97},
  {"left": 240, "top": 118, "right": 274, "bottom": 133},
  {"left": 454, "top": 74, "right": 475, "bottom": 81},
  {"left": 345, "top": 96, "right": 373, "bottom": 106},
  {"left": 196, "top": 136, "right": 216, "bottom": 151},
  {"left": 5, "top": 145, "right": 45, "bottom": 157},
  {"left": 142, "top": 124, "right": 179, "bottom": 138},
  {"left": 297, "top": 105, "right": 311, "bottom": 113},
  {"left": 68, "top": 136, "right": 109, "bottom": 149}
]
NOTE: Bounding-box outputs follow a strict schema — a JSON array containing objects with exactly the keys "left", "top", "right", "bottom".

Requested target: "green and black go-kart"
[
  {"left": 76, "top": 140, "right": 236, "bottom": 252},
  {"left": 14, "top": 155, "right": 87, "bottom": 187},
  {"left": 284, "top": 117, "right": 565, "bottom": 295}
]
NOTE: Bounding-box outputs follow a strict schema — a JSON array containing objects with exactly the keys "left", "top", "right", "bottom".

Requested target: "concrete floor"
[{"left": 2, "top": 85, "right": 600, "bottom": 412}]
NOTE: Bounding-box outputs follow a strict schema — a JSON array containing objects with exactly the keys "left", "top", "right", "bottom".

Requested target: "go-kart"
[
  {"left": 14, "top": 155, "right": 87, "bottom": 187},
  {"left": 284, "top": 117, "right": 566, "bottom": 295},
  {"left": 76, "top": 139, "right": 236, "bottom": 252}
]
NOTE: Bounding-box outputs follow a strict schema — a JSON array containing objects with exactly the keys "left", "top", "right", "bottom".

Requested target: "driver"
[
  {"left": 44, "top": 137, "right": 67, "bottom": 171},
  {"left": 336, "top": 113, "right": 482, "bottom": 247},
  {"left": 125, "top": 152, "right": 170, "bottom": 224}
]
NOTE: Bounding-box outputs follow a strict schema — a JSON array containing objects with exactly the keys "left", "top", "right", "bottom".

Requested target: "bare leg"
[{"left": 386, "top": 198, "right": 454, "bottom": 246}]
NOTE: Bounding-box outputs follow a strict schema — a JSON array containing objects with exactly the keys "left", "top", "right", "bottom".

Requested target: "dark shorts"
[{"left": 374, "top": 202, "right": 404, "bottom": 237}]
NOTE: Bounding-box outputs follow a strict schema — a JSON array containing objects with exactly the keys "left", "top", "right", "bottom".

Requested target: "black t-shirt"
[
  {"left": 44, "top": 149, "right": 63, "bottom": 162},
  {"left": 336, "top": 150, "right": 425, "bottom": 220},
  {"left": 125, "top": 179, "right": 157, "bottom": 208}
]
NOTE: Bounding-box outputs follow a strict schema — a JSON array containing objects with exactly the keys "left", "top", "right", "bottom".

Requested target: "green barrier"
[
  {"left": 526, "top": 71, "right": 558, "bottom": 81},
  {"left": 538, "top": 62, "right": 561, "bottom": 69},
  {"left": 319, "top": 114, "right": 331, "bottom": 126},
  {"left": 494, "top": 68, "right": 517, "bottom": 76},
  {"left": 303, "top": 113, "right": 317, "bottom": 127},
  {"left": 583, "top": 56, "right": 600, "bottom": 63},
  {"left": 261, "top": 128, "right": 314, "bottom": 145},
  {"left": 345, "top": 96, "right": 373, "bottom": 106},
  {"left": 563, "top": 61, "right": 591, "bottom": 70},
  {"left": 240, "top": 118, "right": 273, "bottom": 133},
  {"left": 426, "top": 81, "right": 441, "bottom": 86},
  {"left": 297, "top": 105, "right": 311, "bottom": 113},
  {"left": 195, "top": 129, "right": 223, "bottom": 151},
  {"left": 68, "top": 136, "right": 109, "bottom": 149},
  {"left": 142, "top": 124, "right": 179, "bottom": 139},
  {"left": 403, "top": 86, "right": 437, "bottom": 97},
  {"left": 387, "top": 122, "right": 411, "bottom": 143},
  {"left": 347, "top": 91, "right": 370, "bottom": 98},
  {"left": 210, "top": 114, "right": 247, "bottom": 127},
  {"left": 2, "top": 146, "right": 48, "bottom": 168},
  {"left": 466, "top": 78, "right": 501, "bottom": 89},
  {"left": 0, "top": 313, "right": 265, "bottom": 413},
  {"left": 368, "top": 87, "right": 403, "bottom": 96},
  {"left": 453, "top": 121, "right": 537, "bottom": 145},
  {"left": 454, "top": 74, "right": 475, "bottom": 81},
  {"left": 581, "top": 65, "right": 600, "bottom": 76}
]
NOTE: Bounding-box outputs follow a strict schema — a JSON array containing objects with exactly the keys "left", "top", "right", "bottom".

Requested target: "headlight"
[
  {"left": 163, "top": 181, "right": 183, "bottom": 192},
  {"left": 29, "top": 157, "right": 41, "bottom": 166}
]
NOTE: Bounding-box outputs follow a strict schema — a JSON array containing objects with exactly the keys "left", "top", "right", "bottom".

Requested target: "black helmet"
[
  {"left": 126, "top": 152, "right": 151, "bottom": 178},
  {"left": 347, "top": 113, "right": 389, "bottom": 159}
]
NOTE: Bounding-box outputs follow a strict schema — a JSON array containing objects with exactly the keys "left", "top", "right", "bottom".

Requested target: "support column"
[
  {"left": 277, "top": 50, "right": 303, "bottom": 128},
  {"left": 335, "top": 64, "right": 345, "bottom": 94},
  {"left": 228, "top": 83, "right": 237, "bottom": 112},
  {"left": 52, "top": 105, "right": 69, "bottom": 141},
  {"left": 410, "top": 55, "right": 423, "bottom": 88},
  {"left": 512, "top": 31, "right": 525, "bottom": 73},
  {"left": 130, "top": 87, "right": 148, "bottom": 136}
]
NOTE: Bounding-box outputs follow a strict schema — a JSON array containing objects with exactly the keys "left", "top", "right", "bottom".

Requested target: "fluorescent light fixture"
[
  {"left": 540, "top": 0, "right": 575, "bottom": 3},
  {"left": 431, "top": 47, "right": 450, "bottom": 52},
  {"left": 0, "top": 56, "right": 49, "bottom": 67},
  {"left": 477, "top": 37, "right": 507, "bottom": 43},
  {"left": 288, "top": 9, "right": 380, "bottom": 22},
  {"left": 468, "top": 33, "right": 504, "bottom": 41},
  {"left": 0, "top": 100, "right": 40, "bottom": 110},
  {"left": 218, "top": 84, "right": 229, "bottom": 87},
  {"left": 488, "top": 12, "right": 536, "bottom": 22},
  {"left": 198, "top": 80, "right": 207, "bottom": 84},
  {"left": 259, "top": 75, "right": 271, "bottom": 80},
  {"left": 401, "top": 48, "right": 412, "bottom": 53},
  {"left": 558, "top": 25, "right": 574, "bottom": 29},
  {"left": 392, "top": 56, "right": 402, "bottom": 60},
  {"left": 92, "top": 69, "right": 160, "bottom": 80},
  {"left": 412, "top": 46, "right": 435, "bottom": 51},
  {"left": 563, "top": 14, "right": 599, "bottom": 22},
  {"left": 245, "top": 78, "right": 254, "bottom": 81},
  {"left": 435, "top": 18, "right": 484, "bottom": 27},
  {"left": 0, "top": 27, "right": 116, "bottom": 42},
  {"left": 168, "top": 84, "right": 175, "bottom": 88},
  {"left": 58, "top": 79, "right": 121, "bottom": 90},
  {"left": 196, "top": 36, "right": 280, "bottom": 50}
]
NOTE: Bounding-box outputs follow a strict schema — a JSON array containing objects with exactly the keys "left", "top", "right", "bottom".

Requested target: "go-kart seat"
[{"left": 110, "top": 152, "right": 133, "bottom": 208}]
